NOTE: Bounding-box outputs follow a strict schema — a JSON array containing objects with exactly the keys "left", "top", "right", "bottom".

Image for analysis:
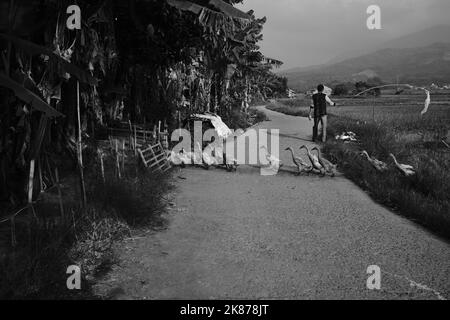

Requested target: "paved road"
[{"left": 94, "top": 106, "right": 450, "bottom": 300}]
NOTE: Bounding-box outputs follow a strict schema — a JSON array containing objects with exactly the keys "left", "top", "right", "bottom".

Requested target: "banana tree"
[
  {"left": 0, "top": 0, "right": 104, "bottom": 206},
  {"left": 166, "top": 0, "right": 252, "bottom": 112}
]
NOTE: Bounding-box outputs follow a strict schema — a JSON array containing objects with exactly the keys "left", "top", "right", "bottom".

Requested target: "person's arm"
[
  {"left": 309, "top": 98, "right": 314, "bottom": 120},
  {"left": 326, "top": 95, "right": 337, "bottom": 106}
]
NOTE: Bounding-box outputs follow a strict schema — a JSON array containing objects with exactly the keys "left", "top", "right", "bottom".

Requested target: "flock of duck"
[
  {"left": 360, "top": 150, "right": 416, "bottom": 177},
  {"left": 280, "top": 145, "right": 416, "bottom": 178},
  {"left": 170, "top": 142, "right": 416, "bottom": 178},
  {"left": 284, "top": 145, "right": 337, "bottom": 177}
]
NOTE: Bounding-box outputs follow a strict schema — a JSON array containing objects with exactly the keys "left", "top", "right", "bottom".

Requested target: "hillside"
[
  {"left": 283, "top": 42, "right": 450, "bottom": 91},
  {"left": 322, "top": 25, "right": 450, "bottom": 66}
]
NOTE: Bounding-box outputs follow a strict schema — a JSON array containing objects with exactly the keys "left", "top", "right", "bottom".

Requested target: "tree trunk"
[{"left": 204, "top": 71, "right": 214, "bottom": 113}]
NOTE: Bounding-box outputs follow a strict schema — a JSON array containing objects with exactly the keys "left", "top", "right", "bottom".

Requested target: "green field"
[{"left": 272, "top": 93, "right": 450, "bottom": 238}]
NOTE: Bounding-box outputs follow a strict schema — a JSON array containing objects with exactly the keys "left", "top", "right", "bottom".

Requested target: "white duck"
[
  {"left": 223, "top": 152, "right": 238, "bottom": 172},
  {"left": 360, "top": 150, "right": 388, "bottom": 172},
  {"left": 193, "top": 142, "right": 207, "bottom": 168},
  {"left": 299, "top": 145, "right": 325, "bottom": 175},
  {"left": 201, "top": 143, "right": 219, "bottom": 167},
  {"left": 285, "top": 147, "right": 311, "bottom": 175},
  {"left": 260, "top": 146, "right": 282, "bottom": 170},
  {"left": 420, "top": 90, "right": 431, "bottom": 116},
  {"left": 179, "top": 148, "right": 193, "bottom": 166},
  {"left": 335, "top": 131, "right": 357, "bottom": 142},
  {"left": 389, "top": 153, "right": 415, "bottom": 177},
  {"left": 168, "top": 148, "right": 192, "bottom": 167},
  {"left": 311, "top": 147, "right": 337, "bottom": 177}
]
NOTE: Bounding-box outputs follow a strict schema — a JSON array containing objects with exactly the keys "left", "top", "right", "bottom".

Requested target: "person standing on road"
[{"left": 308, "top": 84, "right": 337, "bottom": 142}]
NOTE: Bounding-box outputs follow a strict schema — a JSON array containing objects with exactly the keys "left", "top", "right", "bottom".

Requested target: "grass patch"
[
  {"left": 267, "top": 94, "right": 450, "bottom": 237},
  {"left": 0, "top": 150, "right": 172, "bottom": 299},
  {"left": 266, "top": 99, "right": 310, "bottom": 117},
  {"left": 322, "top": 113, "right": 450, "bottom": 239}
]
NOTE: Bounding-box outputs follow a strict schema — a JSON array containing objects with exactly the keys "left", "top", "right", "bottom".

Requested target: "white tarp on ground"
[{"left": 191, "top": 113, "right": 233, "bottom": 139}]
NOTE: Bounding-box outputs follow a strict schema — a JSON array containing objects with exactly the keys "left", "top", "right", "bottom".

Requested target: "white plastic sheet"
[{"left": 192, "top": 113, "right": 233, "bottom": 139}]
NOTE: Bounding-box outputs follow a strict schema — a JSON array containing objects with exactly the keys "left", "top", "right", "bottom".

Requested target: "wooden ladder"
[{"left": 138, "top": 142, "right": 171, "bottom": 173}]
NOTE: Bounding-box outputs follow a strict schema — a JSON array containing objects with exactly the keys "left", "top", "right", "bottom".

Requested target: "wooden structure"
[
  {"left": 138, "top": 142, "right": 171, "bottom": 173},
  {"left": 108, "top": 120, "right": 169, "bottom": 151}
]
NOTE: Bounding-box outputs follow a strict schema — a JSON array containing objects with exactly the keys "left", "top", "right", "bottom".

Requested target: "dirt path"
[{"left": 93, "top": 107, "right": 450, "bottom": 300}]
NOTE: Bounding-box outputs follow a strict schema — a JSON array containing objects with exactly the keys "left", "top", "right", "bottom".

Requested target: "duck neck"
[
  {"left": 363, "top": 152, "right": 370, "bottom": 160},
  {"left": 391, "top": 155, "right": 399, "bottom": 166},
  {"left": 314, "top": 148, "right": 321, "bottom": 159},
  {"left": 287, "top": 148, "right": 295, "bottom": 158}
]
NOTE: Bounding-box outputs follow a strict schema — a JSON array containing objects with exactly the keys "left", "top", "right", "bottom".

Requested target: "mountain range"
[{"left": 281, "top": 25, "right": 450, "bottom": 91}]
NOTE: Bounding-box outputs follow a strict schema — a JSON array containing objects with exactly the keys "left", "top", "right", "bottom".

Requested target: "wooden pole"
[
  {"left": 115, "top": 139, "right": 121, "bottom": 179},
  {"left": 76, "top": 80, "right": 87, "bottom": 211},
  {"left": 122, "top": 140, "right": 125, "bottom": 172},
  {"left": 37, "top": 157, "right": 43, "bottom": 193},
  {"left": 28, "top": 159, "right": 37, "bottom": 219},
  {"left": 128, "top": 120, "right": 133, "bottom": 150},
  {"left": 144, "top": 118, "right": 147, "bottom": 141},
  {"left": 98, "top": 151, "right": 105, "bottom": 183},
  {"left": 44, "top": 154, "right": 55, "bottom": 185},
  {"left": 134, "top": 125, "right": 137, "bottom": 154}
]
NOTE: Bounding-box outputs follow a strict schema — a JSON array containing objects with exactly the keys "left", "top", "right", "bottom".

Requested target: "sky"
[{"left": 236, "top": 0, "right": 450, "bottom": 71}]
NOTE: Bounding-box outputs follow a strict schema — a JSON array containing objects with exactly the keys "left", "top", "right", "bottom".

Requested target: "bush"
[
  {"left": 87, "top": 165, "right": 172, "bottom": 227},
  {"left": 249, "top": 108, "right": 269, "bottom": 124},
  {"left": 333, "top": 84, "right": 349, "bottom": 96}
]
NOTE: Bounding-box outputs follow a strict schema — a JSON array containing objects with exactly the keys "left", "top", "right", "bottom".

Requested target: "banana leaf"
[
  {"left": 0, "top": 33, "right": 98, "bottom": 86},
  {"left": 207, "top": 0, "right": 251, "bottom": 20},
  {"left": 166, "top": 0, "right": 203, "bottom": 14},
  {"left": 0, "top": 73, "right": 64, "bottom": 118},
  {"left": 263, "top": 56, "right": 283, "bottom": 67},
  {"left": 167, "top": 0, "right": 250, "bottom": 20}
]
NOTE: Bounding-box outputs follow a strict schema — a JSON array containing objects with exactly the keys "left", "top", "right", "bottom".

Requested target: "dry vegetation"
[
  {"left": 0, "top": 156, "right": 173, "bottom": 299},
  {"left": 273, "top": 94, "right": 450, "bottom": 238}
]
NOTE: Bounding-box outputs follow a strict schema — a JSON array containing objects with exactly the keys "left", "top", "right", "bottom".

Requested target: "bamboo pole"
[
  {"left": 28, "top": 159, "right": 37, "bottom": 219},
  {"left": 28, "top": 159, "right": 35, "bottom": 204},
  {"left": 76, "top": 80, "right": 87, "bottom": 211}
]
